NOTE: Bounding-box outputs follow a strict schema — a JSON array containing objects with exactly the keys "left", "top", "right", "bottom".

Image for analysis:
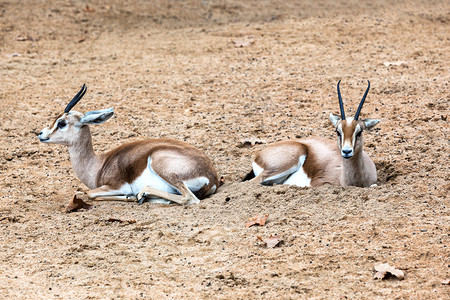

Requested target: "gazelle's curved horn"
[
  {"left": 337, "top": 80, "right": 345, "bottom": 120},
  {"left": 64, "top": 84, "right": 87, "bottom": 113},
  {"left": 354, "top": 80, "right": 370, "bottom": 120}
]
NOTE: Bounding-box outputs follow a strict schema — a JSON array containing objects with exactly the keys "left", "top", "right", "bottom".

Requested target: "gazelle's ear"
[
  {"left": 79, "top": 108, "right": 114, "bottom": 125},
  {"left": 362, "top": 118, "right": 380, "bottom": 130},
  {"left": 329, "top": 113, "right": 341, "bottom": 127}
]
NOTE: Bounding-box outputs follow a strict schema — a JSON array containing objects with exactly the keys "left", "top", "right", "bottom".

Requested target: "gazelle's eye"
[
  {"left": 356, "top": 131, "right": 362, "bottom": 138},
  {"left": 57, "top": 120, "right": 67, "bottom": 129},
  {"left": 336, "top": 130, "right": 341, "bottom": 137}
]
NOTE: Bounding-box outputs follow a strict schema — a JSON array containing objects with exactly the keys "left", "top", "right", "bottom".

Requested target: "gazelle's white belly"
[
  {"left": 116, "top": 157, "right": 211, "bottom": 196},
  {"left": 283, "top": 166, "right": 311, "bottom": 187},
  {"left": 132, "top": 166, "right": 178, "bottom": 195}
]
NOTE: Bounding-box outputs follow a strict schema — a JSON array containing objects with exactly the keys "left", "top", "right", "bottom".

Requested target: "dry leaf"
[
  {"left": 256, "top": 235, "right": 283, "bottom": 248},
  {"left": 245, "top": 214, "right": 269, "bottom": 227},
  {"left": 233, "top": 37, "right": 255, "bottom": 48},
  {"left": 83, "top": 5, "right": 95, "bottom": 13},
  {"left": 442, "top": 279, "right": 450, "bottom": 285},
  {"left": 374, "top": 263, "right": 405, "bottom": 280},
  {"left": 66, "top": 192, "right": 92, "bottom": 213},
  {"left": 265, "top": 235, "right": 281, "bottom": 248}
]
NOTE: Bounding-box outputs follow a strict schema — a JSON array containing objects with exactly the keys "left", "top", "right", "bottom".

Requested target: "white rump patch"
[
  {"left": 183, "top": 177, "right": 210, "bottom": 192},
  {"left": 205, "top": 185, "right": 216, "bottom": 196},
  {"left": 284, "top": 155, "right": 311, "bottom": 187},
  {"left": 252, "top": 162, "right": 264, "bottom": 178}
]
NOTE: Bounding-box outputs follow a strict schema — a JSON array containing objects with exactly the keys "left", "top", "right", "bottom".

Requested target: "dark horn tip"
[
  {"left": 63, "top": 84, "right": 88, "bottom": 113},
  {"left": 354, "top": 80, "right": 371, "bottom": 120},
  {"left": 337, "top": 79, "right": 345, "bottom": 120}
]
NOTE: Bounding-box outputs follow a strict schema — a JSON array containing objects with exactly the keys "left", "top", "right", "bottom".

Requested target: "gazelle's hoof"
[
  {"left": 185, "top": 198, "right": 200, "bottom": 205},
  {"left": 137, "top": 192, "right": 147, "bottom": 205},
  {"left": 74, "top": 191, "right": 85, "bottom": 198}
]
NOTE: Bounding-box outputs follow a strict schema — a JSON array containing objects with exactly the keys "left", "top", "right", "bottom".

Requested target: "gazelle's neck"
[
  {"left": 340, "top": 150, "right": 367, "bottom": 187},
  {"left": 67, "top": 127, "right": 101, "bottom": 189}
]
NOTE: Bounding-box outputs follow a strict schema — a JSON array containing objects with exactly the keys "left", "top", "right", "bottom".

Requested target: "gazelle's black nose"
[
  {"left": 342, "top": 149, "right": 352, "bottom": 155},
  {"left": 341, "top": 149, "right": 353, "bottom": 159}
]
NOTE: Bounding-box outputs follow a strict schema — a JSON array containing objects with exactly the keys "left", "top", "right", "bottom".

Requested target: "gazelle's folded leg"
[
  {"left": 137, "top": 182, "right": 200, "bottom": 205},
  {"left": 87, "top": 185, "right": 136, "bottom": 202},
  {"left": 178, "top": 182, "right": 200, "bottom": 204},
  {"left": 137, "top": 186, "right": 188, "bottom": 205}
]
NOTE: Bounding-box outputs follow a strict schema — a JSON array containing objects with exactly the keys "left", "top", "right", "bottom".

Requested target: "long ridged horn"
[
  {"left": 337, "top": 80, "right": 345, "bottom": 120},
  {"left": 64, "top": 84, "right": 87, "bottom": 113},
  {"left": 354, "top": 80, "right": 370, "bottom": 120}
]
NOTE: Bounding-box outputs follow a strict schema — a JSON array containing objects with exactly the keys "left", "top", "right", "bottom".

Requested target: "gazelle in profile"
[
  {"left": 39, "top": 84, "right": 219, "bottom": 205},
  {"left": 245, "top": 80, "right": 380, "bottom": 187}
]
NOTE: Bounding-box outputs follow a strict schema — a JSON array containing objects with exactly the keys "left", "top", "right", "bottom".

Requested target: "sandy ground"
[{"left": 0, "top": 0, "right": 449, "bottom": 298}]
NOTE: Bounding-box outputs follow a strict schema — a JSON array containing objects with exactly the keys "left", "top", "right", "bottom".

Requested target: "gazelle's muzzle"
[
  {"left": 341, "top": 139, "right": 354, "bottom": 159},
  {"left": 38, "top": 128, "right": 51, "bottom": 142},
  {"left": 341, "top": 147, "right": 354, "bottom": 159}
]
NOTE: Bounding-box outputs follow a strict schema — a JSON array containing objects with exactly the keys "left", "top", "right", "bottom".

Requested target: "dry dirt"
[{"left": 0, "top": 0, "right": 449, "bottom": 298}]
